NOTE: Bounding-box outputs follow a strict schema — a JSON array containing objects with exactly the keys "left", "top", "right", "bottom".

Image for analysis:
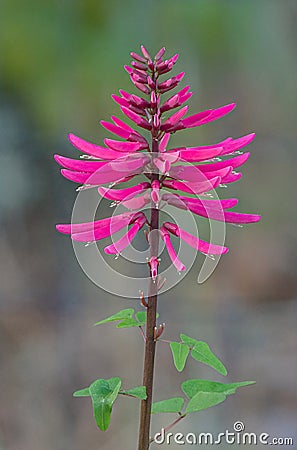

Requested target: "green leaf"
[
  {"left": 121, "top": 386, "right": 147, "bottom": 400},
  {"left": 135, "top": 311, "right": 147, "bottom": 325},
  {"left": 116, "top": 318, "right": 140, "bottom": 328},
  {"left": 182, "top": 380, "right": 256, "bottom": 399},
  {"left": 73, "top": 387, "right": 90, "bottom": 397},
  {"left": 180, "top": 333, "right": 198, "bottom": 347},
  {"left": 191, "top": 342, "right": 227, "bottom": 376},
  {"left": 170, "top": 342, "right": 190, "bottom": 372},
  {"left": 152, "top": 397, "right": 185, "bottom": 414},
  {"left": 89, "top": 377, "right": 122, "bottom": 431},
  {"left": 185, "top": 392, "right": 226, "bottom": 413},
  {"left": 135, "top": 311, "right": 159, "bottom": 326},
  {"left": 94, "top": 308, "right": 134, "bottom": 325}
]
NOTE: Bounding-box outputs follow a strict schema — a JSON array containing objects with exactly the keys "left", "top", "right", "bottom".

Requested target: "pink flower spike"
[
  {"left": 104, "top": 139, "right": 146, "bottom": 152},
  {"left": 163, "top": 222, "right": 229, "bottom": 255},
  {"left": 160, "top": 227, "right": 186, "bottom": 272},
  {"left": 131, "top": 61, "right": 148, "bottom": 71},
  {"left": 120, "top": 106, "right": 152, "bottom": 130},
  {"left": 149, "top": 256, "right": 159, "bottom": 281},
  {"left": 198, "top": 103, "right": 236, "bottom": 126},
  {"left": 168, "top": 53, "right": 179, "bottom": 65},
  {"left": 158, "top": 72, "right": 185, "bottom": 93},
  {"left": 159, "top": 133, "right": 171, "bottom": 152},
  {"left": 169, "top": 164, "right": 232, "bottom": 183},
  {"left": 104, "top": 214, "right": 146, "bottom": 254},
  {"left": 68, "top": 133, "right": 129, "bottom": 160},
  {"left": 112, "top": 94, "right": 130, "bottom": 109}
]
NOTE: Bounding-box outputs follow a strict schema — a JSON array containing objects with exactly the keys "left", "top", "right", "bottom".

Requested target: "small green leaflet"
[
  {"left": 94, "top": 309, "right": 134, "bottom": 325},
  {"left": 120, "top": 386, "right": 147, "bottom": 400},
  {"left": 170, "top": 342, "right": 190, "bottom": 372},
  {"left": 185, "top": 392, "right": 226, "bottom": 413},
  {"left": 94, "top": 308, "right": 159, "bottom": 329},
  {"left": 73, "top": 387, "right": 90, "bottom": 397},
  {"left": 89, "top": 378, "right": 122, "bottom": 431},
  {"left": 180, "top": 334, "right": 227, "bottom": 376},
  {"left": 182, "top": 379, "right": 256, "bottom": 399},
  {"left": 152, "top": 397, "right": 184, "bottom": 414}
]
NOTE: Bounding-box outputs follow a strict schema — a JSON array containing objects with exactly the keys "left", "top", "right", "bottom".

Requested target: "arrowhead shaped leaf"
[
  {"left": 135, "top": 311, "right": 159, "bottom": 326},
  {"left": 89, "top": 377, "right": 122, "bottom": 431},
  {"left": 186, "top": 392, "right": 226, "bottom": 413},
  {"left": 191, "top": 342, "right": 227, "bottom": 376},
  {"left": 170, "top": 342, "right": 190, "bottom": 372},
  {"left": 73, "top": 387, "right": 90, "bottom": 397},
  {"left": 121, "top": 386, "right": 147, "bottom": 400},
  {"left": 152, "top": 397, "right": 185, "bottom": 414},
  {"left": 180, "top": 334, "right": 198, "bottom": 347},
  {"left": 182, "top": 379, "right": 255, "bottom": 399},
  {"left": 116, "top": 318, "right": 140, "bottom": 328},
  {"left": 94, "top": 308, "right": 134, "bottom": 325}
]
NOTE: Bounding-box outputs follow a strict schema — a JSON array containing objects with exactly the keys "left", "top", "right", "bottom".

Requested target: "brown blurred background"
[{"left": 0, "top": 0, "right": 297, "bottom": 449}]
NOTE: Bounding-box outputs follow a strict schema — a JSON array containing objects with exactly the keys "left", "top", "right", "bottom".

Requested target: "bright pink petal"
[
  {"left": 121, "top": 192, "right": 150, "bottom": 210},
  {"left": 175, "top": 147, "right": 223, "bottom": 162},
  {"left": 111, "top": 116, "right": 134, "bottom": 132},
  {"left": 68, "top": 133, "right": 129, "bottom": 160},
  {"left": 169, "top": 165, "right": 233, "bottom": 183},
  {"left": 54, "top": 155, "right": 107, "bottom": 172},
  {"left": 98, "top": 182, "right": 150, "bottom": 201},
  {"left": 100, "top": 120, "right": 131, "bottom": 140},
  {"left": 159, "top": 133, "right": 171, "bottom": 152},
  {"left": 160, "top": 227, "right": 186, "bottom": 272},
  {"left": 220, "top": 133, "right": 256, "bottom": 155},
  {"left": 197, "top": 153, "right": 250, "bottom": 173},
  {"left": 161, "top": 106, "right": 189, "bottom": 130},
  {"left": 104, "top": 214, "right": 146, "bottom": 254},
  {"left": 162, "top": 177, "right": 221, "bottom": 194},
  {"left": 104, "top": 139, "right": 147, "bottom": 152},
  {"left": 163, "top": 222, "right": 229, "bottom": 255},
  {"left": 120, "top": 106, "right": 151, "bottom": 130}
]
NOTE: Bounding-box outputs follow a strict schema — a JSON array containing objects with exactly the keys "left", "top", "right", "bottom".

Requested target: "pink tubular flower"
[{"left": 55, "top": 46, "right": 261, "bottom": 272}]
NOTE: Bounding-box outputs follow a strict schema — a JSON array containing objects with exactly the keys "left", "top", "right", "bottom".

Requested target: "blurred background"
[{"left": 1, "top": 0, "right": 297, "bottom": 449}]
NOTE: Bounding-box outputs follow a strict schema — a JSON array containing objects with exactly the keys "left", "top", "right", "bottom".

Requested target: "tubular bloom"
[{"left": 55, "top": 46, "right": 261, "bottom": 271}]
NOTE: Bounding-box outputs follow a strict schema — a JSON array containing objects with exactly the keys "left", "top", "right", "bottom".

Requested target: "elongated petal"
[
  {"left": 161, "top": 106, "right": 189, "bottom": 130},
  {"left": 120, "top": 106, "right": 151, "bottom": 130},
  {"left": 176, "top": 147, "right": 223, "bottom": 162},
  {"left": 104, "top": 215, "right": 146, "bottom": 254},
  {"left": 177, "top": 103, "right": 236, "bottom": 130},
  {"left": 56, "top": 212, "right": 139, "bottom": 235},
  {"left": 163, "top": 222, "right": 229, "bottom": 255},
  {"left": 54, "top": 155, "right": 107, "bottom": 172},
  {"left": 160, "top": 227, "right": 186, "bottom": 272},
  {"left": 197, "top": 153, "right": 250, "bottom": 173},
  {"left": 61, "top": 164, "right": 142, "bottom": 185},
  {"left": 159, "top": 133, "right": 171, "bottom": 152},
  {"left": 220, "top": 133, "right": 256, "bottom": 155},
  {"left": 104, "top": 139, "right": 147, "bottom": 152},
  {"left": 98, "top": 182, "right": 150, "bottom": 201},
  {"left": 169, "top": 165, "right": 233, "bottom": 183},
  {"left": 100, "top": 120, "right": 131, "bottom": 139},
  {"left": 68, "top": 133, "right": 129, "bottom": 160},
  {"left": 162, "top": 177, "right": 221, "bottom": 194},
  {"left": 111, "top": 116, "right": 134, "bottom": 132},
  {"left": 121, "top": 192, "right": 150, "bottom": 210}
]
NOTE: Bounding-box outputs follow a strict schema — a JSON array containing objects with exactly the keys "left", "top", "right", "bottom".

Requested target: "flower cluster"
[{"left": 55, "top": 46, "right": 260, "bottom": 276}]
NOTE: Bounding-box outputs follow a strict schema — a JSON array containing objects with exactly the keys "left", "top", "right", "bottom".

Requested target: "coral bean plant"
[{"left": 55, "top": 46, "right": 261, "bottom": 449}]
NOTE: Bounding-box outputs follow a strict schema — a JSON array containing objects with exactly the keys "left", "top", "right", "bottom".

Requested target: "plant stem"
[{"left": 138, "top": 139, "right": 159, "bottom": 449}]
